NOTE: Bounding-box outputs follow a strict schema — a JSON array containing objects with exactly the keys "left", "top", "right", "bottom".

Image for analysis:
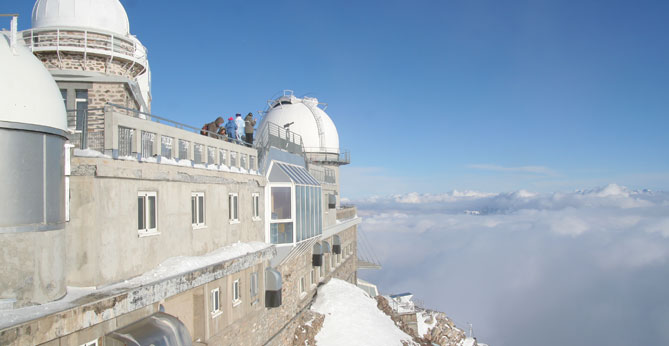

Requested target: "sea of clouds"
[{"left": 351, "top": 184, "right": 669, "bottom": 346}]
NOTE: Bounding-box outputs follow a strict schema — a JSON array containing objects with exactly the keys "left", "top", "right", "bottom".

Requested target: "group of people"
[{"left": 201, "top": 112, "right": 256, "bottom": 145}]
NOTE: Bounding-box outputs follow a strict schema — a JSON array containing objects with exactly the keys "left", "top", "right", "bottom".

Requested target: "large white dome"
[
  {"left": 32, "top": 0, "right": 131, "bottom": 36},
  {"left": 0, "top": 33, "right": 67, "bottom": 132},
  {"left": 262, "top": 94, "right": 340, "bottom": 154}
]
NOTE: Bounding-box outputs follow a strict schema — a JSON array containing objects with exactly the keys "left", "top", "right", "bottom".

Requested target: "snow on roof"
[
  {"left": 312, "top": 279, "right": 414, "bottom": 346},
  {"left": 0, "top": 241, "right": 271, "bottom": 329}
]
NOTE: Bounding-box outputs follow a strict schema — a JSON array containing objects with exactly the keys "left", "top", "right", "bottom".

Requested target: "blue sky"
[{"left": 9, "top": 0, "right": 669, "bottom": 198}]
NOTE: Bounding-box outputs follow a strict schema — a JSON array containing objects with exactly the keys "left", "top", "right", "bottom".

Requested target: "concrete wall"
[{"left": 66, "top": 156, "right": 266, "bottom": 287}]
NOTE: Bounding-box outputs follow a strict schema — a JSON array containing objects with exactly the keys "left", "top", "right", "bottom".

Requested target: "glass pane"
[
  {"left": 75, "top": 89, "right": 88, "bottom": 99},
  {"left": 60, "top": 89, "right": 67, "bottom": 109},
  {"left": 198, "top": 196, "right": 204, "bottom": 223},
  {"left": 307, "top": 187, "right": 313, "bottom": 239},
  {"left": 219, "top": 149, "right": 227, "bottom": 166},
  {"left": 75, "top": 100, "right": 87, "bottom": 131},
  {"left": 271, "top": 187, "right": 291, "bottom": 220},
  {"left": 270, "top": 222, "right": 293, "bottom": 244},
  {"left": 295, "top": 186, "right": 302, "bottom": 242},
  {"left": 191, "top": 196, "right": 196, "bottom": 224},
  {"left": 148, "top": 196, "right": 156, "bottom": 229},
  {"left": 229, "top": 195, "right": 233, "bottom": 219},
  {"left": 233, "top": 196, "right": 238, "bottom": 220},
  {"left": 138, "top": 196, "right": 145, "bottom": 230}
]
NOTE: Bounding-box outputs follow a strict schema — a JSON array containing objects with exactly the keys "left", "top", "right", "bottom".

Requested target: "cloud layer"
[{"left": 353, "top": 184, "right": 669, "bottom": 346}]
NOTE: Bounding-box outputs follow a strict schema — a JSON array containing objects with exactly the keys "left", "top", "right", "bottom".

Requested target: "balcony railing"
[
  {"left": 304, "top": 148, "right": 350, "bottom": 166},
  {"left": 255, "top": 120, "right": 306, "bottom": 171},
  {"left": 21, "top": 27, "right": 148, "bottom": 69},
  {"left": 68, "top": 104, "right": 257, "bottom": 171}
]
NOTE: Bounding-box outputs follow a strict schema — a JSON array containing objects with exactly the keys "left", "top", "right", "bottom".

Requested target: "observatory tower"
[
  {"left": 260, "top": 91, "right": 350, "bottom": 210},
  {"left": 23, "top": 0, "right": 151, "bottom": 147},
  {"left": 0, "top": 16, "right": 68, "bottom": 309}
]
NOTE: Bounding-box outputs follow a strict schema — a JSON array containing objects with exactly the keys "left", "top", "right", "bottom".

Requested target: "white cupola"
[
  {"left": 32, "top": 0, "right": 131, "bottom": 37},
  {"left": 261, "top": 92, "right": 340, "bottom": 154}
]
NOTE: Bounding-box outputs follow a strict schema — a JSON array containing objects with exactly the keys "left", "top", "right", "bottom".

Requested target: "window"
[
  {"left": 233, "top": 279, "right": 241, "bottom": 304},
  {"left": 229, "top": 193, "right": 239, "bottom": 222},
  {"left": 241, "top": 153, "right": 248, "bottom": 170},
  {"left": 299, "top": 277, "right": 306, "bottom": 294},
  {"left": 250, "top": 272, "right": 259, "bottom": 297},
  {"left": 60, "top": 89, "right": 67, "bottom": 109},
  {"left": 310, "top": 269, "right": 315, "bottom": 287},
  {"left": 252, "top": 193, "right": 260, "bottom": 220},
  {"left": 191, "top": 192, "right": 205, "bottom": 228},
  {"left": 194, "top": 143, "right": 204, "bottom": 164},
  {"left": 330, "top": 252, "right": 335, "bottom": 271},
  {"left": 138, "top": 191, "right": 157, "bottom": 235},
  {"left": 210, "top": 288, "right": 220, "bottom": 316},
  {"left": 75, "top": 89, "right": 88, "bottom": 131},
  {"left": 80, "top": 340, "right": 98, "bottom": 346},
  {"left": 270, "top": 186, "right": 293, "bottom": 244},
  {"left": 319, "top": 260, "right": 325, "bottom": 279}
]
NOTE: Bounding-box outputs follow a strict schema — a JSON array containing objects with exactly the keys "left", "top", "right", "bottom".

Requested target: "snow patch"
[
  {"left": 312, "top": 279, "right": 414, "bottom": 346},
  {"left": 73, "top": 148, "right": 110, "bottom": 158}
]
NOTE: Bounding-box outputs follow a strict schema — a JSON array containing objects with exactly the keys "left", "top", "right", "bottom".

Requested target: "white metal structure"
[{"left": 261, "top": 91, "right": 340, "bottom": 154}]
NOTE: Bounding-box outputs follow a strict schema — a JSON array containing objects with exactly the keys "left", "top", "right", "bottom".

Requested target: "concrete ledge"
[{"left": 0, "top": 245, "right": 276, "bottom": 345}]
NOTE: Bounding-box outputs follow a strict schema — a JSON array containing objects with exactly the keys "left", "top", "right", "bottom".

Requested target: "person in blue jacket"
[{"left": 224, "top": 117, "right": 237, "bottom": 141}]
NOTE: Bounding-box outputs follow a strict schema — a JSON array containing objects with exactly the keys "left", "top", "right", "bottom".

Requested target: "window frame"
[
  {"left": 229, "top": 193, "right": 239, "bottom": 223},
  {"left": 250, "top": 271, "right": 259, "bottom": 298},
  {"left": 310, "top": 269, "right": 315, "bottom": 288},
  {"left": 137, "top": 191, "right": 158, "bottom": 237},
  {"left": 80, "top": 340, "right": 98, "bottom": 346},
  {"left": 210, "top": 287, "right": 221, "bottom": 317},
  {"left": 299, "top": 276, "right": 306, "bottom": 298},
  {"left": 191, "top": 192, "right": 206, "bottom": 229},
  {"left": 252, "top": 193, "right": 261, "bottom": 221},
  {"left": 232, "top": 279, "right": 241, "bottom": 306}
]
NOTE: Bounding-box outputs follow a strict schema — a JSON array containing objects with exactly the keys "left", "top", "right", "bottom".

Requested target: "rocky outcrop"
[
  {"left": 418, "top": 310, "right": 466, "bottom": 346},
  {"left": 375, "top": 296, "right": 466, "bottom": 346},
  {"left": 292, "top": 310, "right": 325, "bottom": 346}
]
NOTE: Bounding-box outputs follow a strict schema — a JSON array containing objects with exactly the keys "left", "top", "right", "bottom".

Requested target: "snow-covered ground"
[
  {"left": 312, "top": 279, "right": 414, "bottom": 346},
  {"left": 417, "top": 310, "right": 438, "bottom": 337}
]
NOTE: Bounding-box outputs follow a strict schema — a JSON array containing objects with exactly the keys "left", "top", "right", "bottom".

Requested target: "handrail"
[
  {"left": 104, "top": 103, "right": 252, "bottom": 147},
  {"left": 21, "top": 27, "right": 147, "bottom": 66}
]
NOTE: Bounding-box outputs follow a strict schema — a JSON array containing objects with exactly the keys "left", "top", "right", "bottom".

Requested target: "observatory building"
[{"left": 0, "top": 1, "right": 364, "bottom": 345}]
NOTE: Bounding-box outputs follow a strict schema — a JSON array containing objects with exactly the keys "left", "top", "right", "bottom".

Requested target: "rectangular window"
[
  {"left": 250, "top": 155, "right": 257, "bottom": 171},
  {"left": 191, "top": 192, "right": 205, "bottom": 228},
  {"left": 60, "top": 89, "right": 67, "bottom": 109},
  {"left": 75, "top": 89, "right": 88, "bottom": 131},
  {"left": 80, "top": 340, "right": 98, "bottom": 346},
  {"left": 252, "top": 193, "right": 260, "bottom": 220},
  {"left": 271, "top": 186, "right": 291, "bottom": 220},
  {"left": 300, "top": 277, "right": 306, "bottom": 294},
  {"left": 250, "top": 272, "right": 258, "bottom": 297},
  {"left": 233, "top": 279, "right": 241, "bottom": 303},
  {"left": 193, "top": 143, "right": 204, "bottom": 164},
  {"left": 210, "top": 288, "right": 220, "bottom": 315},
  {"left": 241, "top": 153, "right": 248, "bottom": 170},
  {"left": 319, "top": 260, "right": 325, "bottom": 278},
  {"left": 310, "top": 269, "right": 315, "bottom": 287},
  {"left": 161, "top": 136, "right": 173, "bottom": 158},
  {"left": 270, "top": 222, "right": 293, "bottom": 244},
  {"left": 229, "top": 193, "right": 238, "bottom": 222},
  {"left": 137, "top": 191, "right": 157, "bottom": 235}
]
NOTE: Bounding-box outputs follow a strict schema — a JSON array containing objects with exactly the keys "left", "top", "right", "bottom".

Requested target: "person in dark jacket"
[
  {"left": 224, "top": 117, "right": 237, "bottom": 141},
  {"left": 244, "top": 112, "right": 256, "bottom": 145},
  {"left": 202, "top": 117, "right": 224, "bottom": 138}
]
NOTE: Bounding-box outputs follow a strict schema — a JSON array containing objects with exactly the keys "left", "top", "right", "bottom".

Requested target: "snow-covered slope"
[{"left": 311, "top": 279, "right": 415, "bottom": 346}]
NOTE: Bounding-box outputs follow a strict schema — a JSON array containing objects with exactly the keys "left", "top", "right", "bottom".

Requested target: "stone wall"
[{"left": 35, "top": 52, "right": 145, "bottom": 78}]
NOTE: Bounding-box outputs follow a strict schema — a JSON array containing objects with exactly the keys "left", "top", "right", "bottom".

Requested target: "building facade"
[{"left": 0, "top": 1, "right": 360, "bottom": 345}]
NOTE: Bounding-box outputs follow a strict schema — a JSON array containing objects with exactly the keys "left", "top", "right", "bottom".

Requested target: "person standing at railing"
[
  {"left": 235, "top": 113, "right": 244, "bottom": 142},
  {"left": 225, "top": 117, "right": 237, "bottom": 141},
  {"left": 244, "top": 112, "right": 256, "bottom": 145},
  {"left": 201, "top": 117, "right": 224, "bottom": 138}
]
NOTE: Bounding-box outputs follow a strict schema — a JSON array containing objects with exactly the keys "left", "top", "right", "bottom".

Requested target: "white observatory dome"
[
  {"left": 262, "top": 94, "right": 340, "bottom": 154},
  {"left": 32, "top": 0, "right": 131, "bottom": 36},
  {"left": 0, "top": 34, "right": 67, "bottom": 132}
]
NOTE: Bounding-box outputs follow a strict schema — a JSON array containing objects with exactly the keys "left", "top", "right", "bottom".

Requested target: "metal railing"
[
  {"left": 309, "top": 166, "right": 337, "bottom": 185},
  {"left": 304, "top": 148, "right": 350, "bottom": 165},
  {"left": 21, "top": 27, "right": 148, "bottom": 69},
  {"left": 255, "top": 120, "right": 306, "bottom": 170},
  {"left": 68, "top": 104, "right": 257, "bottom": 170}
]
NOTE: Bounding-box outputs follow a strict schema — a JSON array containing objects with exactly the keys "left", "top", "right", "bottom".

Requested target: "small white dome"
[
  {"left": 32, "top": 0, "right": 131, "bottom": 36},
  {"left": 262, "top": 94, "right": 340, "bottom": 154},
  {"left": 0, "top": 34, "right": 67, "bottom": 132}
]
